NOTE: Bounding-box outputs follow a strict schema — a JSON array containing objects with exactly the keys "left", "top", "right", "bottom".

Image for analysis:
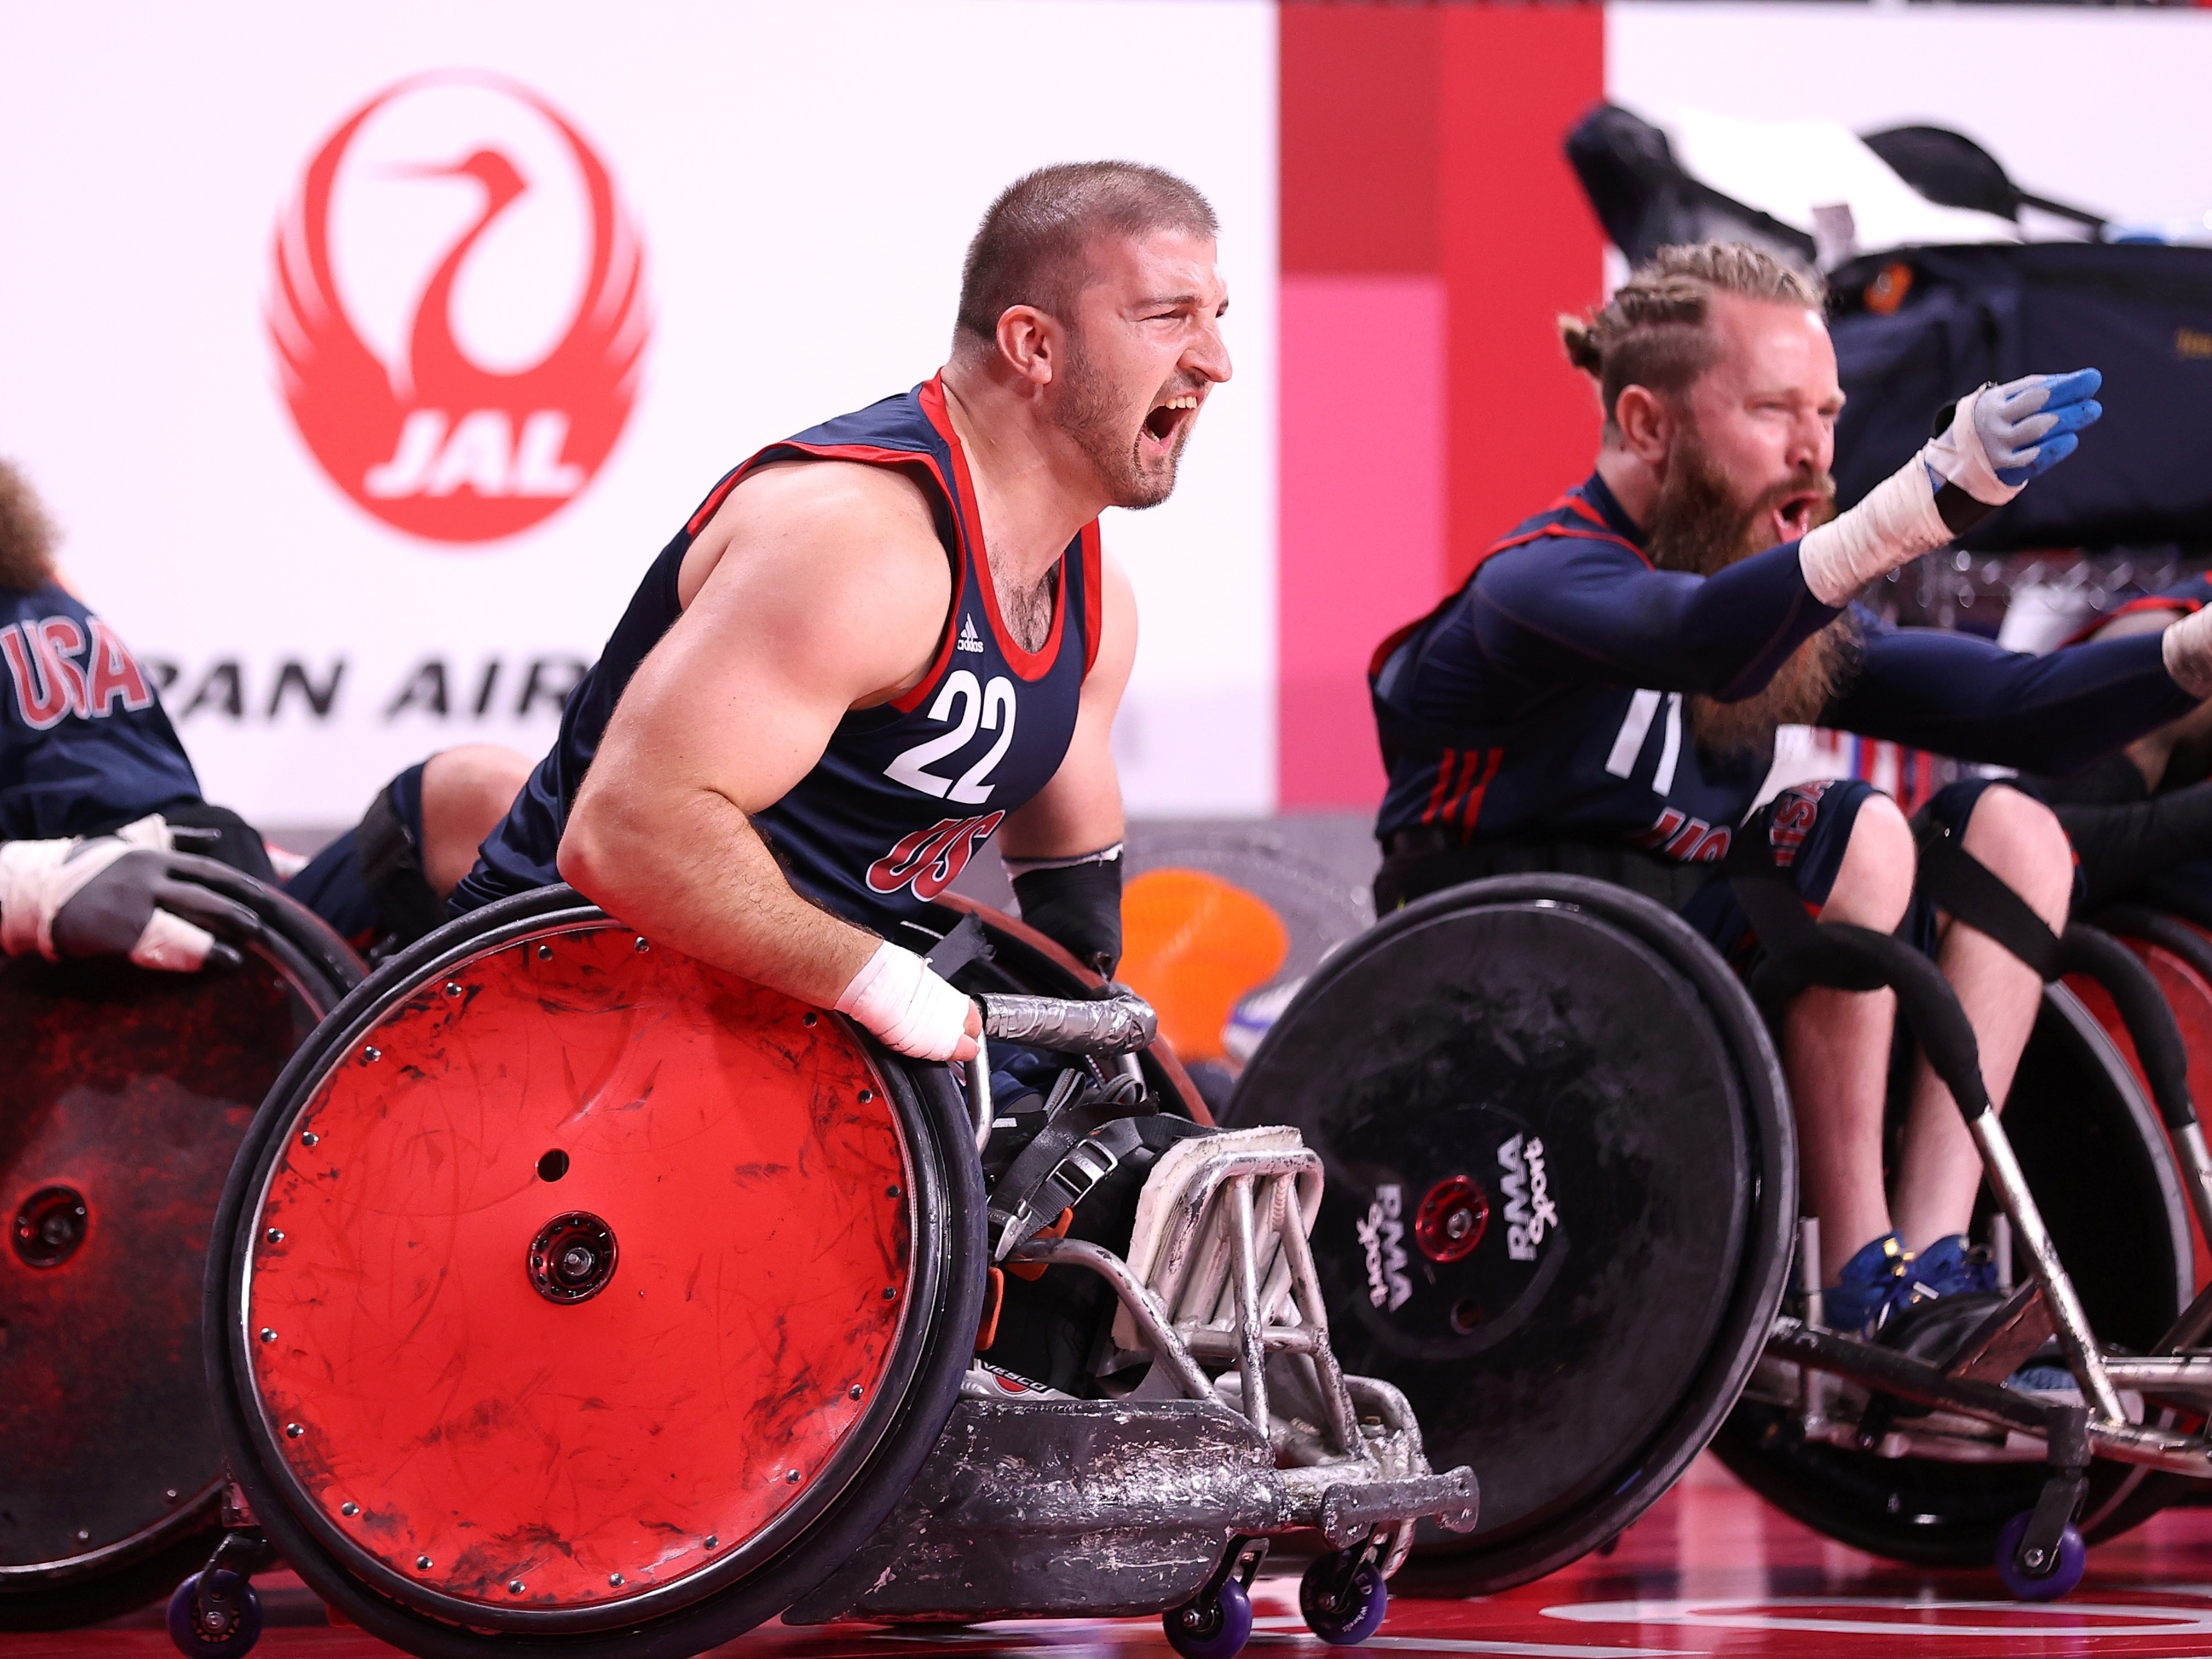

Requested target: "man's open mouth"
[
  {"left": 1771, "top": 490, "right": 1824, "bottom": 545},
  {"left": 1142, "top": 394, "right": 1201, "bottom": 449}
]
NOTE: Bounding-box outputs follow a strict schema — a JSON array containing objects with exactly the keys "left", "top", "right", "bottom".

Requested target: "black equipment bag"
[{"left": 1828, "top": 241, "right": 2212, "bottom": 553}]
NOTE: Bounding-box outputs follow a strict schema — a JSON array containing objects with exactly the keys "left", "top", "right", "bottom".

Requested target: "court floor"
[{"left": 26, "top": 1457, "right": 2212, "bottom": 1659}]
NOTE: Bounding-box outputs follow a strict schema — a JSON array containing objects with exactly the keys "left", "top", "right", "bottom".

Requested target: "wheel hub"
[
  {"left": 1413, "top": 1174, "right": 1489, "bottom": 1264},
  {"left": 527, "top": 1211, "right": 618, "bottom": 1304},
  {"left": 14, "top": 1185, "right": 88, "bottom": 1268}
]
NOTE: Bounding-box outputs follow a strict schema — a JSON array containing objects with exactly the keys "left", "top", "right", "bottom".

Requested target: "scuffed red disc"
[
  {"left": 244, "top": 922, "right": 912, "bottom": 1611},
  {"left": 1, "top": 955, "right": 319, "bottom": 1573}
]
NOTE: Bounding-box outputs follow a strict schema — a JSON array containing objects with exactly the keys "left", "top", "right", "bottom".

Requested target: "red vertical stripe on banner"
[
  {"left": 1278, "top": 5, "right": 1605, "bottom": 808},
  {"left": 1437, "top": 7, "right": 1608, "bottom": 587}
]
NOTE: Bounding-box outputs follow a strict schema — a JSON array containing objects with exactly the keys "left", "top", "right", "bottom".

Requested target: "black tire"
[
  {"left": 204, "top": 887, "right": 989, "bottom": 1659},
  {"left": 0, "top": 878, "right": 358, "bottom": 1631},
  {"left": 1715, "top": 982, "right": 2195, "bottom": 1562},
  {"left": 1222, "top": 875, "right": 1797, "bottom": 1594}
]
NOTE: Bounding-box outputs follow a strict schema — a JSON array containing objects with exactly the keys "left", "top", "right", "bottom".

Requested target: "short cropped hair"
[
  {"left": 955, "top": 162, "right": 1219, "bottom": 342},
  {"left": 1560, "top": 243, "right": 1825, "bottom": 434},
  {"left": 0, "top": 459, "right": 58, "bottom": 594}
]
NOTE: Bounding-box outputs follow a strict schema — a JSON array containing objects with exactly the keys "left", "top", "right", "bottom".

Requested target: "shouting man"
[
  {"left": 455, "top": 162, "right": 1233, "bottom": 1065},
  {"left": 1369, "top": 241, "right": 2212, "bottom": 1334}
]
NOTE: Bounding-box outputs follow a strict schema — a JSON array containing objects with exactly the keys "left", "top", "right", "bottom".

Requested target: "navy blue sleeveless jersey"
[
  {"left": 0, "top": 581, "right": 202, "bottom": 840},
  {"left": 1372, "top": 473, "right": 2197, "bottom": 860},
  {"left": 455, "top": 377, "right": 1102, "bottom": 934}
]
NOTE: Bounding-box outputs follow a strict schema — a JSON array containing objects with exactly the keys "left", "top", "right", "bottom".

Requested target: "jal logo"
[{"left": 270, "top": 71, "right": 649, "bottom": 544}]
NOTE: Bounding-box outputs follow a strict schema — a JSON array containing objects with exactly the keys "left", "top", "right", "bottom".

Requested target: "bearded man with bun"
[{"left": 1369, "top": 241, "right": 2212, "bottom": 1337}]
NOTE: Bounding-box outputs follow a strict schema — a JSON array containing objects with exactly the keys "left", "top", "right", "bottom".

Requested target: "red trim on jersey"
[
  {"left": 919, "top": 376, "right": 1083, "bottom": 681},
  {"left": 1369, "top": 616, "right": 1426, "bottom": 682},
  {"left": 2059, "top": 592, "right": 2206, "bottom": 650},
  {"left": 1080, "top": 522, "right": 1104, "bottom": 678},
  {"left": 681, "top": 431, "right": 969, "bottom": 719}
]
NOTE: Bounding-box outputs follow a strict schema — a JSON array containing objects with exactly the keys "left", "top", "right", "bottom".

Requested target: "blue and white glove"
[
  {"left": 1800, "top": 368, "right": 2103, "bottom": 606},
  {"left": 1926, "top": 369, "right": 2103, "bottom": 498}
]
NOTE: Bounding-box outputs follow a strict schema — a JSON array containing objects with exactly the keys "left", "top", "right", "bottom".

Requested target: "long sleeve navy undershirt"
[
  {"left": 1440, "top": 531, "right": 2197, "bottom": 774},
  {"left": 1469, "top": 536, "right": 1841, "bottom": 700},
  {"left": 1830, "top": 626, "right": 2198, "bottom": 774}
]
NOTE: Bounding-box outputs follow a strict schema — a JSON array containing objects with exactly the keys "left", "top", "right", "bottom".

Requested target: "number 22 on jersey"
[{"left": 883, "top": 669, "right": 1018, "bottom": 804}]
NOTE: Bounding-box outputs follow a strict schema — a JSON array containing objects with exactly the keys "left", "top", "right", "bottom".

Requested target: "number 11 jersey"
[{"left": 454, "top": 376, "right": 1101, "bottom": 936}]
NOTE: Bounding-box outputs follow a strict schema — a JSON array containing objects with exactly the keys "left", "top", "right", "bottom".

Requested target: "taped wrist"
[
  {"left": 1797, "top": 458, "right": 1951, "bottom": 606},
  {"left": 835, "top": 940, "right": 973, "bottom": 1060},
  {"left": 1796, "top": 385, "right": 2036, "bottom": 607},
  {"left": 2164, "top": 607, "right": 2212, "bottom": 699},
  {"left": 0, "top": 837, "right": 83, "bottom": 958},
  {"left": 1921, "top": 384, "right": 2023, "bottom": 536},
  {"left": 1004, "top": 844, "right": 1123, "bottom": 977}
]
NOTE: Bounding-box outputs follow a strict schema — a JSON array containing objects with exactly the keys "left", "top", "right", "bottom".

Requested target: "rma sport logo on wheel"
[{"left": 269, "top": 71, "right": 650, "bottom": 544}]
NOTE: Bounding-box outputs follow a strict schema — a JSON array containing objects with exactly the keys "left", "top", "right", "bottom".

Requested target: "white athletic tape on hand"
[
  {"left": 129, "top": 907, "right": 220, "bottom": 972},
  {"left": 1924, "top": 385, "right": 2020, "bottom": 506},
  {"left": 2164, "top": 608, "right": 2212, "bottom": 700},
  {"left": 836, "top": 940, "right": 973, "bottom": 1061},
  {"left": 0, "top": 836, "right": 217, "bottom": 970},
  {"left": 1797, "top": 458, "right": 1951, "bottom": 606}
]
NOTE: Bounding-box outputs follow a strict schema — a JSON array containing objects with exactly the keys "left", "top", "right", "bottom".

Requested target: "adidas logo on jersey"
[{"left": 955, "top": 615, "right": 985, "bottom": 654}]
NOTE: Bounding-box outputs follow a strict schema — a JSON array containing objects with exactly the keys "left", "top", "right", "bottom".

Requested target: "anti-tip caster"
[
  {"left": 1996, "top": 1510, "right": 2087, "bottom": 1602},
  {"left": 1300, "top": 1550, "right": 1387, "bottom": 1645},
  {"left": 1164, "top": 1575, "right": 1253, "bottom": 1659},
  {"left": 165, "top": 1569, "right": 264, "bottom": 1658}
]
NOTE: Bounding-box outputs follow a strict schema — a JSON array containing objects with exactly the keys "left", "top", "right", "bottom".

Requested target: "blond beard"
[{"left": 1645, "top": 434, "right": 1861, "bottom": 770}]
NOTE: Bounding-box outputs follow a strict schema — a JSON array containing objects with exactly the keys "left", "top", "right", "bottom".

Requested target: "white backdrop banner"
[{"left": 0, "top": 0, "right": 1277, "bottom": 829}]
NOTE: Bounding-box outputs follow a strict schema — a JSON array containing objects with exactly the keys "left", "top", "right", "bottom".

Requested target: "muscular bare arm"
[
  {"left": 558, "top": 462, "right": 957, "bottom": 1012},
  {"left": 997, "top": 551, "right": 1138, "bottom": 860}
]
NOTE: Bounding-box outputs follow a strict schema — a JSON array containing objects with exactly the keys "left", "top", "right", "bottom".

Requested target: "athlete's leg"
[
  {"left": 1890, "top": 784, "right": 2072, "bottom": 1255},
  {"left": 419, "top": 745, "right": 535, "bottom": 898},
  {"left": 1781, "top": 792, "right": 1915, "bottom": 1283}
]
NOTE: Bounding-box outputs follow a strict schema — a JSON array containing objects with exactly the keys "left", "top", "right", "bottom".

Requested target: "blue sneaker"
[
  {"left": 1900, "top": 1233, "right": 2000, "bottom": 1304},
  {"left": 1819, "top": 1231, "right": 1910, "bottom": 1335}
]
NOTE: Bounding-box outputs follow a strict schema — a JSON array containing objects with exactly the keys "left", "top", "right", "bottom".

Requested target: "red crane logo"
[{"left": 270, "top": 72, "right": 649, "bottom": 544}]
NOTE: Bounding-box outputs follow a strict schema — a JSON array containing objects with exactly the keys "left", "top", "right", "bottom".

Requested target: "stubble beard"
[
  {"left": 1055, "top": 331, "right": 1186, "bottom": 511},
  {"left": 1645, "top": 429, "right": 1860, "bottom": 770}
]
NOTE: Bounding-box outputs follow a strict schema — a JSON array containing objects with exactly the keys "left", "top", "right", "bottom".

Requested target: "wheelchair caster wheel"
[
  {"left": 1300, "top": 1552, "right": 1387, "bottom": 1645},
  {"left": 165, "top": 1570, "right": 263, "bottom": 1658},
  {"left": 1996, "top": 1511, "right": 2086, "bottom": 1601},
  {"left": 1165, "top": 1575, "right": 1253, "bottom": 1659}
]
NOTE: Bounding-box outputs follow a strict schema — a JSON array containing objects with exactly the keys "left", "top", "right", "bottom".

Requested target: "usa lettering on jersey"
[
  {"left": 866, "top": 811, "right": 1006, "bottom": 902},
  {"left": 0, "top": 615, "right": 156, "bottom": 730},
  {"left": 1629, "top": 805, "right": 1731, "bottom": 863}
]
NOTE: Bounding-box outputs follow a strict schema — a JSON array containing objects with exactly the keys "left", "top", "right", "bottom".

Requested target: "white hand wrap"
[
  {"left": 836, "top": 940, "right": 973, "bottom": 1060},
  {"left": 2164, "top": 607, "right": 2212, "bottom": 700},
  {"left": 0, "top": 834, "right": 219, "bottom": 970},
  {"left": 1797, "top": 387, "right": 2020, "bottom": 607},
  {"left": 1924, "top": 386, "right": 2020, "bottom": 505}
]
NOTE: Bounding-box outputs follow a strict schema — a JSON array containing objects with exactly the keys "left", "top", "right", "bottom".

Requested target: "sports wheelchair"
[
  {"left": 1226, "top": 845, "right": 2212, "bottom": 1602},
  {"left": 174, "top": 887, "right": 1475, "bottom": 1659},
  {"left": 1, "top": 870, "right": 362, "bottom": 1630}
]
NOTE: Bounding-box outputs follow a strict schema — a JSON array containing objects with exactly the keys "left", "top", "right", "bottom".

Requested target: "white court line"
[
  {"left": 1543, "top": 1595, "right": 2212, "bottom": 1638},
  {"left": 1251, "top": 1623, "right": 1686, "bottom": 1657}
]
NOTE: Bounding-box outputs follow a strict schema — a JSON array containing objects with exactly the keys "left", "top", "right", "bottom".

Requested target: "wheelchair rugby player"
[
  {"left": 176, "top": 163, "right": 1473, "bottom": 1659},
  {"left": 1231, "top": 240, "right": 2212, "bottom": 1599},
  {"left": 0, "top": 461, "right": 536, "bottom": 1627}
]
